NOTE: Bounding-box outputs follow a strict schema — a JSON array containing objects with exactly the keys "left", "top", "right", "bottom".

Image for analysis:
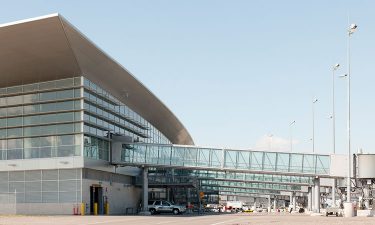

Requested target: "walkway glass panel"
[{"left": 118, "top": 143, "right": 330, "bottom": 177}]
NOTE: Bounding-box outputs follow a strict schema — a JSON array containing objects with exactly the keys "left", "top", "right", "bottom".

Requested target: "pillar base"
[
  {"left": 344, "top": 202, "right": 354, "bottom": 217},
  {"left": 139, "top": 211, "right": 151, "bottom": 216}
]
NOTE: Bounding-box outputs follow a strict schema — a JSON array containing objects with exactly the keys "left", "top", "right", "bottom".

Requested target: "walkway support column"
[
  {"left": 292, "top": 193, "right": 296, "bottom": 212},
  {"left": 273, "top": 196, "right": 277, "bottom": 212},
  {"left": 253, "top": 197, "right": 257, "bottom": 210},
  {"left": 268, "top": 195, "right": 271, "bottom": 213},
  {"left": 332, "top": 179, "right": 336, "bottom": 207},
  {"left": 308, "top": 186, "right": 312, "bottom": 211},
  {"left": 314, "top": 177, "right": 320, "bottom": 213},
  {"left": 140, "top": 167, "right": 150, "bottom": 215}
]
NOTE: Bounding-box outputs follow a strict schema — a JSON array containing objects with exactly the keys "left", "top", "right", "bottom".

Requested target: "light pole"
[
  {"left": 331, "top": 64, "right": 339, "bottom": 207},
  {"left": 290, "top": 121, "right": 295, "bottom": 152},
  {"left": 332, "top": 64, "right": 340, "bottom": 154},
  {"left": 268, "top": 134, "right": 273, "bottom": 151},
  {"left": 312, "top": 98, "right": 318, "bottom": 153},
  {"left": 345, "top": 23, "right": 357, "bottom": 205}
]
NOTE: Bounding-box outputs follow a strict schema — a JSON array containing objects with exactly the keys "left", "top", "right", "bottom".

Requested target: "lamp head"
[
  {"left": 333, "top": 64, "right": 340, "bottom": 70},
  {"left": 349, "top": 23, "right": 358, "bottom": 35},
  {"left": 350, "top": 24, "right": 358, "bottom": 30}
]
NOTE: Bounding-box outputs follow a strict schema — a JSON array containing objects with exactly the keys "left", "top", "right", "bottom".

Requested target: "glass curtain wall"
[
  {"left": 0, "top": 77, "right": 83, "bottom": 160},
  {"left": 82, "top": 78, "right": 171, "bottom": 161}
]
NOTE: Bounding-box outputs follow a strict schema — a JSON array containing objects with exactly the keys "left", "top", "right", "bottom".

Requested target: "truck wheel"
[
  {"left": 173, "top": 209, "right": 180, "bottom": 215},
  {"left": 150, "top": 208, "right": 156, "bottom": 215}
]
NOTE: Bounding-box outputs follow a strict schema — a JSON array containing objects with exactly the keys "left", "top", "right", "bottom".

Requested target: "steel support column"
[
  {"left": 314, "top": 177, "right": 320, "bottom": 213},
  {"left": 142, "top": 167, "right": 149, "bottom": 213},
  {"left": 308, "top": 186, "right": 312, "bottom": 211},
  {"left": 332, "top": 179, "right": 336, "bottom": 207}
]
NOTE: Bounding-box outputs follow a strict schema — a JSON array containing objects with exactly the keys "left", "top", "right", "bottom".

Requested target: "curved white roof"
[{"left": 0, "top": 14, "right": 194, "bottom": 145}]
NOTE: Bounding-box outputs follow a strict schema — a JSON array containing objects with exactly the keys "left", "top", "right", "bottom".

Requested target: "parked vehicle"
[{"left": 148, "top": 200, "right": 187, "bottom": 215}]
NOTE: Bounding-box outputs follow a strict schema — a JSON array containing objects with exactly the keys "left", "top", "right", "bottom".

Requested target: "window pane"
[
  {"left": 7, "top": 149, "right": 22, "bottom": 160},
  {"left": 24, "top": 137, "right": 39, "bottom": 148},
  {"left": 56, "top": 90, "right": 74, "bottom": 99},
  {"left": 24, "top": 115, "right": 40, "bottom": 125},
  {"left": 6, "top": 86, "right": 22, "bottom": 94},
  {"left": 57, "top": 112, "right": 74, "bottom": 122},
  {"left": 39, "top": 81, "right": 55, "bottom": 90},
  {"left": 40, "top": 125, "right": 56, "bottom": 135},
  {"left": 56, "top": 101, "right": 74, "bottom": 111},
  {"left": 40, "top": 91, "right": 56, "bottom": 101},
  {"left": 40, "top": 147, "right": 52, "bottom": 158},
  {"left": 23, "top": 83, "right": 38, "bottom": 92},
  {"left": 57, "top": 135, "right": 74, "bottom": 146},
  {"left": 56, "top": 78, "right": 74, "bottom": 88},
  {"left": 7, "top": 139, "right": 23, "bottom": 149},
  {"left": 0, "top": 118, "right": 6, "bottom": 128},
  {"left": 0, "top": 108, "right": 5, "bottom": 117},
  {"left": 41, "top": 114, "right": 56, "bottom": 124},
  {"left": 74, "top": 89, "right": 81, "bottom": 98},
  {"left": 56, "top": 124, "right": 74, "bottom": 134},
  {"left": 58, "top": 146, "right": 75, "bottom": 157},
  {"left": 40, "top": 102, "right": 55, "bottom": 112},
  {"left": 74, "top": 77, "right": 81, "bottom": 86},
  {"left": 7, "top": 117, "right": 22, "bottom": 127},
  {"left": 0, "top": 129, "right": 6, "bottom": 138},
  {"left": 24, "top": 126, "right": 40, "bottom": 136},
  {"left": 40, "top": 136, "right": 55, "bottom": 147},
  {"left": 7, "top": 95, "right": 23, "bottom": 105},
  {"left": 23, "top": 104, "right": 39, "bottom": 114},
  {"left": 0, "top": 98, "right": 6, "bottom": 106},
  {"left": 0, "top": 140, "right": 6, "bottom": 149},
  {"left": 7, "top": 128, "right": 22, "bottom": 138},
  {"left": 23, "top": 94, "right": 38, "bottom": 103},
  {"left": 7, "top": 106, "right": 22, "bottom": 116},
  {"left": 24, "top": 148, "right": 39, "bottom": 159}
]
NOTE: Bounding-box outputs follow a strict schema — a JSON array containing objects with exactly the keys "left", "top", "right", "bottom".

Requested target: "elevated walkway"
[{"left": 112, "top": 143, "right": 331, "bottom": 178}]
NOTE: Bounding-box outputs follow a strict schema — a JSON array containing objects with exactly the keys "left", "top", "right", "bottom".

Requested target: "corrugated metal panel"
[
  {"left": 59, "top": 191, "right": 77, "bottom": 203},
  {"left": 0, "top": 172, "right": 8, "bottom": 181},
  {"left": 59, "top": 169, "right": 77, "bottom": 180},
  {"left": 42, "top": 170, "right": 58, "bottom": 180},
  {"left": 9, "top": 171, "right": 24, "bottom": 181},
  {"left": 9, "top": 182, "right": 24, "bottom": 192},
  {"left": 0, "top": 182, "right": 8, "bottom": 193},
  {"left": 59, "top": 180, "right": 77, "bottom": 192},
  {"left": 25, "top": 171, "right": 41, "bottom": 181},
  {"left": 25, "top": 181, "right": 41, "bottom": 192},
  {"left": 25, "top": 192, "right": 41, "bottom": 203},
  {"left": 42, "top": 181, "right": 58, "bottom": 192},
  {"left": 42, "top": 192, "right": 58, "bottom": 203}
]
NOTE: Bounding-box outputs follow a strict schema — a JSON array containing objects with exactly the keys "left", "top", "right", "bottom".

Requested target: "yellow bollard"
[
  {"left": 81, "top": 203, "right": 85, "bottom": 216},
  {"left": 94, "top": 203, "right": 98, "bottom": 215},
  {"left": 105, "top": 203, "right": 109, "bottom": 215}
]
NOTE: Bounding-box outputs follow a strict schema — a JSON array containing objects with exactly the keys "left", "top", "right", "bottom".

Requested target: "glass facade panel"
[{"left": 0, "top": 77, "right": 83, "bottom": 160}]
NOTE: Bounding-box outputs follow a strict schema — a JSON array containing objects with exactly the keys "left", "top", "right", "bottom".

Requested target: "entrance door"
[{"left": 90, "top": 186, "right": 103, "bottom": 215}]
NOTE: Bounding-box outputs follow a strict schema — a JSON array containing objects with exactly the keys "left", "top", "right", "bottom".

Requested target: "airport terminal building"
[
  {"left": 0, "top": 14, "right": 194, "bottom": 214},
  {"left": 2, "top": 14, "right": 364, "bottom": 217}
]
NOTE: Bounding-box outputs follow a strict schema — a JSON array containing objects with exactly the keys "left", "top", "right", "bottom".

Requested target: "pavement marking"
[
  {"left": 78, "top": 217, "right": 150, "bottom": 225},
  {"left": 209, "top": 218, "right": 244, "bottom": 225}
]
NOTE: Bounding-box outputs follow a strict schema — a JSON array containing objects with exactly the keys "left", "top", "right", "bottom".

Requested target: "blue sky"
[{"left": 1, "top": 0, "right": 375, "bottom": 154}]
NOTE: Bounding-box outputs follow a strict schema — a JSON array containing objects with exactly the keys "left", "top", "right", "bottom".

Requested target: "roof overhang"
[{"left": 0, "top": 14, "right": 194, "bottom": 145}]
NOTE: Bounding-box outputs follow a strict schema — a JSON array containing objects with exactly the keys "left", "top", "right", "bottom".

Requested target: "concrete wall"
[
  {"left": 82, "top": 178, "right": 141, "bottom": 215},
  {"left": 0, "top": 156, "right": 84, "bottom": 172},
  {"left": 0, "top": 203, "right": 79, "bottom": 215}
]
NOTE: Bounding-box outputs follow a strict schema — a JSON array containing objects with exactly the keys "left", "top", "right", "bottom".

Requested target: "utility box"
[{"left": 357, "top": 154, "right": 375, "bottom": 179}]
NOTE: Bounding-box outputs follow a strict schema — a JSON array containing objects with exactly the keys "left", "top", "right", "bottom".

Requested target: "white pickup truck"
[{"left": 148, "top": 200, "right": 187, "bottom": 215}]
